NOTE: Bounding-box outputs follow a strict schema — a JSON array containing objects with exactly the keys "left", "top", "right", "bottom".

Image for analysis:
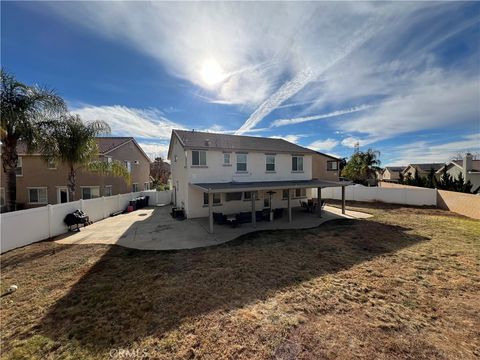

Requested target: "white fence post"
[
  {"left": 48, "top": 204, "right": 53, "bottom": 238},
  {"left": 102, "top": 196, "right": 107, "bottom": 219},
  {"left": 79, "top": 199, "right": 84, "bottom": 211},
  {"left": 117, "top": 194, "right": 121, "bottom": 212}
]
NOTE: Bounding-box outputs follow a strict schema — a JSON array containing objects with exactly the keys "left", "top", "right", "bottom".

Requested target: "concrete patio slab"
[{"left": 54, "top": 205, "right": 372, "bottom": 250}]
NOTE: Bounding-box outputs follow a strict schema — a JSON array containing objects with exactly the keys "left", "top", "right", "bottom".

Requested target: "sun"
[{"left": 200, "top": 59, "right": 226, "bottom": 86}]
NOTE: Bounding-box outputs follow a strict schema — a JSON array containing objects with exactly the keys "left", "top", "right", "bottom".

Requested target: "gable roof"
[
  {"left": 15, "top": 137, "right": 151, "bottom": 163},
  {"left": 385, "top": 166, "right": 406, "bottom": 172},
  {"left": 437, "top": 159, "right": 480, "bottom": 174},
  {"left": 403, "top": 163, "right": 444, "bottom": 173},
  {"left": 170, "top": 129, "right": 316, "bottom": 156},
  {"left": 96, "top": 137, "right": 133, "bottom": 154},
  {"left": 314, "top": 151, "right": 340, "bottom": 160}
]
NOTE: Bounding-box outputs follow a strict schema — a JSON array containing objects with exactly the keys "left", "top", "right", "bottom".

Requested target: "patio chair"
[
  {"left": 213, "top": 212, "right": 227, "bottom": 225},
  {"left": 273, "top": 208, "right": 284, "bottom": 219},
  {"left": 300, "top": 201, "right": 308, "bottom": 212},
  {"left": 236, "top": 212, "right": 252, "bottom": 224}
]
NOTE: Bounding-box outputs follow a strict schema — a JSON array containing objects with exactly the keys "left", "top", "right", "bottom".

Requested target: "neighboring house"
[
  {"left": 436, "top": 153, "right": 480, "bottom": 191},
  {"left": 379, "top": 166, "right": 406, "bottom": 183},
  {"left": 167, "top": 130, "right": 346, "bottom": 226},
  {"left": 402, "top": 163, "right": 444, "bottom": 179},
  {"left": 312, "top": 151, "right": 340, "bottom": 181},
  {"left": 0, "top": 137, "right": 151, "bottom": 211}
]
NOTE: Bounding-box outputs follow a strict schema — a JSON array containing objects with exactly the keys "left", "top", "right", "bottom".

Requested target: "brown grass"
[{"left": 1, "top": 202, "right": 479, "bottom": 359}]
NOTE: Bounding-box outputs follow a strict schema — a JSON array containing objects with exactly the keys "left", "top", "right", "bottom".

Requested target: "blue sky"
[{"left": 2, "top": 1, "right": 479, "bottom": 165}]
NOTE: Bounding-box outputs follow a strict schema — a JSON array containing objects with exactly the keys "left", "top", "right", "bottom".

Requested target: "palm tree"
[
  {"left": 1, "top": 70, "right": 66, "bottom": 212},
  {"left": 341, "top": 148, "right": 381, "bottom": 185},
  {"left": 45, "top": 114, "right": 130, "bottom": 201}
]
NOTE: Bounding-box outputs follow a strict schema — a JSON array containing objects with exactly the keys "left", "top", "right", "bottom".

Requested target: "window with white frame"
[
  {"left": 294, "top": 188, "right": 307, "bottom": 198},
  {"left": 203, "top": 193, "right": 221, "bottom": 205},
  {"left": 15, "top": 157, "right": 23, "bottom": 176},
  {"left": 266, "top": 155, "right": 275, "bottom": 172},
  {"left": 243, "top": 191, "right": 258, "bottom": 201},
  {"left": 81, "top": 186, "right": 100, "bottom": 200},
  {"left": 104, "top": 185, "right": 112, "bottom": 197},
  {"left": 132, "top": 183, "right": 139, "bottom": 192},
  {"left": 192, "top": 150, "right": 207, "bottom": 166},
  {"left": 0, "top": 187, "right": 5, "bottom": 206},
  {"left": 47, "top": 158, "right": 57, "bottom": 169},
  {"left": 28, "top": 187, "right": 48, "bottom": 204},
  {"left": 223, "top": 153, "right": 231, "bottom": 165},
  {"left": 327, "top": 160, "right": 338, "bottom": 171},
  {"left": 106, "top": 156, "right": 112, "bottom": 164},
  {"left": 282, "top": 189, "right": 289, "bottom": 199},
  {"left": 292, "top": 156, "right": 304, "bottom": 172},
  {"left": 144, "top": 182, "right": 150, "bottom": 190},
  {"left": 236, "top": 154, "right": 247, "bottom": 172},
  {"left": 124, "top": 160, "right": 132, "bottom": 173}
]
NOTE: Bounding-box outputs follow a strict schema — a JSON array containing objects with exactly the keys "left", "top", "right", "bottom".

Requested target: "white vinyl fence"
[
  {"left": 0, "top": 190, "right": 172, "bottom": 254},
  {"left": 313, "top": 185, "right": 437, "bottom": 207}
]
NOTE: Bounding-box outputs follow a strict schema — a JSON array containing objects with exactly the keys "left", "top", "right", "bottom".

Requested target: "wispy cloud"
[
  {"left": 71, "top": 105, "right": 184, "bottom": 140},
  {"left": 386, "top": 134, "right": 480, "bottom": 166},
  {"left": 269, "top": 134, "right": 302, "bottom": 144},
  {"left": 308, "top": 138, "right": 339, "bottom": 151},
  {"left": 270, "top": 105, "right": 371, "bottom": 128}
]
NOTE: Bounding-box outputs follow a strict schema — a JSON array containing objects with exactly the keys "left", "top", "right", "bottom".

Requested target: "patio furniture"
[
  {"left": 273, "top": 208, "right": 284, "bottom": 219},
  {"left": 64, "top": 209, "right": 91, "bottom": 232},
  {"left": 226, "top": 215, "right": 238, "bottom": 227},
  {"left": 300, "top": 200, "right": 308, "bottom": 212},
  {"left": 255, "top": 210, "right": 264, "bottom": 222},
  {"left": 213, "top": 212, "right": 227, "bottom": 225},
  {"left": 235, "top": 211, "right": 252, "bottom": 224}
]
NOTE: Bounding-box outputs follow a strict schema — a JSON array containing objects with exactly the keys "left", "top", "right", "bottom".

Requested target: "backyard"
[{"left": 1, "top": 202, "right": 479, "bottom": 359}]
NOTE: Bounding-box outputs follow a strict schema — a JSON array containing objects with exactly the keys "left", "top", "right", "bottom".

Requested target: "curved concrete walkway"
[{"left": 54, "top": 205, "right": 372, "bottom": 251}]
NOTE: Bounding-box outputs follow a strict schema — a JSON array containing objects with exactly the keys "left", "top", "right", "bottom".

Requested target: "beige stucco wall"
[
  {"left": 312, "top": 154, "right": 339, "bottom": 181},
  {"left": 1, "top": 141, "right": 150, "bottom": 209}
]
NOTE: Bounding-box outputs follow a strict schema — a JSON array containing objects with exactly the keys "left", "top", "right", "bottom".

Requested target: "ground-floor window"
[
  {"left": 132, "top": 183, "right": 139, "bottom": 192},
  {"left": 294, "top": 188, "right": 307, "bottom": 198},
  {"left": 282, "top": 189, "right": 289, "bottom": 199},
  {"left": 203, "top": 193, "right": 221, "bottom": 205},
  {"left": 226, "top": 192, "right": 242, "bottom": 201},
  {"left": 0, "top": 187, "right": 5, "bottom": 206},
  {"left": 81, "top": 186, "right": 100, "bottom": 200},
  {"left": 28, "top": 187, "right": 48, "bottom": 204},
  {"left": 144, "top": 182, "right": 150, "bottom": 190},
  {"left": 104, "top": 185, "right": 112, "bottom": 197},
  {"left": 243, "top": 191, "right": 258, "bottom": 201}
]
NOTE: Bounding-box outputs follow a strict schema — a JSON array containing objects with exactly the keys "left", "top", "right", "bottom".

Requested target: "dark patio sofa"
[
  {"left": 213, "top": 212, "right": 227, "bottom": 225},
  {"left": 236, "top": 211, "right": 252, "bottom": 224}
]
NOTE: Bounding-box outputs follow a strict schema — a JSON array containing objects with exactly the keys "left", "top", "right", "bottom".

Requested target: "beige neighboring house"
[
  {"left": 436, "top": 153, "right": 480, "bottom": 192},
  {"left": 379, "top": 166, "right": 406, "bottom": 183},
  {"left": 0, "top": 137, "right": 151, "bottom": 211},
  {"left": 312, "top": 151, "right": 340, "bottom": 181},
  {"left": 402, "top": 163, "right": 444, "bottom": 178}
]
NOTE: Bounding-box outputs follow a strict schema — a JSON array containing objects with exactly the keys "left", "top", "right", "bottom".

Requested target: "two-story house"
[
  {"left": 0, "top": 137, "right": 151, "bottom": 211},
  {"left": 167, "top": 130, "right": 348, "bottom": 232}
]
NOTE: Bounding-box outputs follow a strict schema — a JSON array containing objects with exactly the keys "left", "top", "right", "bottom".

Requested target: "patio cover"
[{"left": 190, "top": 179, "right": 352, "bottom": 193}]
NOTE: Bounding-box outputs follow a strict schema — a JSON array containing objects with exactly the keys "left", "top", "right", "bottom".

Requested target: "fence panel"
[{"left": 1, "top": 207, "right": 50, "bottom": 253}]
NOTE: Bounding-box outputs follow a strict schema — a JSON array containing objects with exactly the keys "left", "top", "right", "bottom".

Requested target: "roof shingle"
[{"left": 173, "top": 130, "right": 315, "bottom": 154}]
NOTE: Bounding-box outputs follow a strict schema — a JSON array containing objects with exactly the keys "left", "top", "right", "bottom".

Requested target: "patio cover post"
[
  {"left": 317, "top": 187, "right": 322, "bottom": 217},
  {"left": 208, "top": 192, "right": 214, "bottom": 234},
  {"left": 341, "top": 186, "right": 346, "bottom": 214},
  {"left": 288, "top": 189, "right": 292, "bottom": 223},
  {"left": 251, "top": 191, "right": 256, "bottom": 228}
]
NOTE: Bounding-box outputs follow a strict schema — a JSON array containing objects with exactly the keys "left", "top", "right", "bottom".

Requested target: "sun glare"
[{"left": 200, "top": 59, "right": 225, "bottom": 86}]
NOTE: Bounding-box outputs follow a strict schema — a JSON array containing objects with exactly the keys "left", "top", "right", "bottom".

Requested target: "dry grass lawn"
[{"left": 1, "top": 202, "right": 479, "bottom": 359}]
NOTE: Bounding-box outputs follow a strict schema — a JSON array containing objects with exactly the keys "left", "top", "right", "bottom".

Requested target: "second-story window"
[
  {"left": 292, "top": 156, "right": 303, "bottom": 172},
  {"left": 192, "top": 150, "right": 207, "bottom": 166},
  {"left": 47, "top": 158, "right": 57, "bottom": 169},
  {"left": 236, "top": 154, "right": 247, "bottom": 172},
  {"left": 266, "top": 155, "right": 275, "bottom": 172},
  {"left": 223, "top": 153, "right": 230, "bottom": 165},
  {"left": 327, "top": 160, "right": 338, "bottom": 171},
  {"left": 124, "top": 160, "right": 132, "bottom": 173},
  {"left": 15, "top": 157, "right": 23, "bottom": 176}
]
